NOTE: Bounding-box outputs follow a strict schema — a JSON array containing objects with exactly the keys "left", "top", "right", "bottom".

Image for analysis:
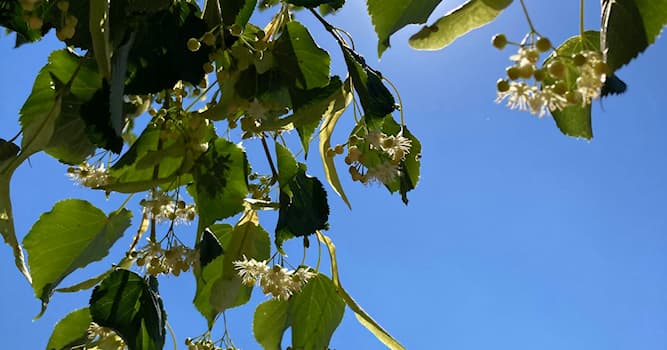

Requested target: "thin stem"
[
  {"left": 519, "top": 0, "right": 537, "bottom": 33},
  {"left": 166, "top": 321, "right": 178, "bottom": 350},
  {"left": 382, "top": 77, "right": 405, "bottom": 127},
  {"left": 183, "top": 79, "right": 218, "bottom": 112},
  {"left": 579, "top": 0, "right": 585, "bottom": 40},
  {"left": 260, "top": 134, "right": 278, "bottom": 184}
]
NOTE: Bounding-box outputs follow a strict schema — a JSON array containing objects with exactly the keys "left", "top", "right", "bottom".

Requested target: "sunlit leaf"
[
  {"left": 319, "top": 78, "right": 353, "bottom": 208},
  {"left": 544, "top": 31, "right": 600, "bottom": 139},
  {"left": 208, "top": 211, "right": 270, "bottom": 312},
  {"left": 253, "top": 274, "right": 345, "bottom": 350},
  {"left": 188, "top": 138, "right": 249, "bottom": 231},
  {"left": 381, "top": 117, "right": 421, "bottom": 204},
  {"left": 253, "top": 299, "right": 290, "bottom": 350},
  {"left": 90, "top": 270, "right": 166, "bottom": 350},
  {"left": 367, "top": 0, "right": 443, "bottom": 56},
  {"left": 23, "top": 199, "right": 132, "bottom": 317},
  {"left": 409, "top": 0, "right": 513, "bottom": 51},
  {"left": 193, "top": 224, "right": 232, "bottom": 328},
  {"left": 317, "top": 232, "right": 406, "bottom": 350},
  {"left": 46, "top": 308, "right": 92, "bottom": 350}
]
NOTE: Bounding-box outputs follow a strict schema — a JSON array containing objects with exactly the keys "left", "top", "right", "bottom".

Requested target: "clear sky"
[{"left": 2, "top": 1, "right": 667, "bottom": 350}]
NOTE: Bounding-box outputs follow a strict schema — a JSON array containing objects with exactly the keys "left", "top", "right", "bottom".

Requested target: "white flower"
[
  {"left": 529, "top": 86, "right": 568, "bottom": 117},
  {"left": 380, "top": 133, "right": 412, "bottom": 160},
  {"left": 233, "top": 258, "right": 316, "bottom": 300},
  {"left": 575, "top": 51, "right": 606, "bottom": 105},
  {"left": 234, "top": 256, "right": 270, "bottom": 286},
  {"left": 510, "top": 47, "right": 540, "bottom": 66},
  {"left": 366, "top": 130, "right": 385, "bottom": 150},
  {"left": 496, "top": 82, "right": 536, "bottom": 112},
  {"left": 365, "top": 161, "right": 400, "bottom": 185},
  {"left": 87, "top": 322, "right": 126, "bottom": 350},
  {"left": 67, "top": 163, "right": 110, "bottom": 188},
  {"left": 140, "top": 192, "right": 196, "bottom": 225}
]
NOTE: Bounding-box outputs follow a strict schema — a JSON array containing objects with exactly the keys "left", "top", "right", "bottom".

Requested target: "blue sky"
[{"left": 2, "top": 1, "right": 667, "bottom": 349}]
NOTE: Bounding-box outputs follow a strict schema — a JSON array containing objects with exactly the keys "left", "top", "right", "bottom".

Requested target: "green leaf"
[
  {"left": 252, "top": 274, "right": 345, "bottom": 350},
  {"left": 276, "top": 142, "right": 300, "bottom": 188},
  {"left": 222, "top": 0, "right": 257, "bottom": 27},
  {"left": 0, "top": 175, "right": 31, "bottom": 283},
  {"left": 409, "top": 0, "right": 513, "bottom": 51},
  {"left": 290, "top": 274, "right": 345, "bottom": 349},
  {"left": 188, "top": 138, "right": 249, "bottom": 232},
  {"left": 46, "top": 91, "right": 97, "bottom": 165},
  {"left": 286, "top": 0, "right": 344, "bottom": 10},
  {"left": 0, "top": 139, "right": 19, "bottom": 162},
  {"left": 275, "top": 170, "right": 329, "bottom": 249},
  {"left": 207, "top": 211, "right": 270, "bottom": 313},
  {"left": 342, "top": 47, "right": 395, "bottom": 121},
  {"left": 601, "top": 0, "right": 667, "bottom": 72},
  {"left": 23, "top": 199, "right": 132, "bottom": 317},
  {"left": 288, "top": 77, "right": 344, "bottom": 156},
  {"left": 56, "top": 256, "right": 134, "bottom": 293},
  {"left": 253, "top": 299, "right": 290, "bottom": 350},
  {"left": 193, "top": 225, "right": 232, "bottom": 328},
  {"left": 380, "top": 118, "right": 422, "bottom": 204},
  {"left": 544, "top": 31, "right": 600, "bottom": 139},
  {"left": 274, "top": 21, "right": 331, "bottom": 90},
  {"left": 108, "top": 120, "right": 204, "bottom": 192},
  {"left": 367, "top": 0, "right": 443, "bottom": 56},
  {"left": 16, "top": 49, "right": 102, "bottom": 163},
  {"left": 46, "top": 308, "right": 92, "bottom": 350},
  {"left": 89, "top": 0, "right": 111, "bottom": 80},
  {"left": 316, "top": 232, "right": 406, "bottom": 350},
  {"left": 319, "top": 78, "right": 353, "bottom": 208},
  {"left": 90, "top": 270, "right": 166, "bottom": 350}
]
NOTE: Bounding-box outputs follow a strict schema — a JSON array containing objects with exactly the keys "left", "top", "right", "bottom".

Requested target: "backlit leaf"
[
  {"left": 367, "top": 0, "right": 443, "bottom": 56},
  {"left": 46, "top": 308, "right": 92, "bottom": 350},
  {"left": 409, "top": 0, "right": 513, "bottom": 51},
  {"left": 23, "top": 199, "right": 132, "bottom": 317}
]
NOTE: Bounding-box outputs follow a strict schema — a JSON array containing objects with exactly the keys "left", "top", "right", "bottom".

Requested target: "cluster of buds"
[
  {"left": 54, "top": 1, "right": 78, "bottom": 41},
  {"left": 140, "top": 191, "right": 197, "bottom": 225},
  {"left": 67, "top": 162, "right": 111, "bottom": 189},
  {"left": 338, "top": 129, "right": 412, "bottom": 186},
  {"left": 493, "top": 33, "right": 608, "bottom": 117},
  {"left": 233, "top": 257, "right": 316, "bottom": 301},
  {"left": 86, "top": 322, "right": 126, "bottom": 350},
  {"left": 135, "top": 239, "right": 198, "bottom": 276},
  {"left": 185, "top": 337, "right": 222, "bottom": 350}
]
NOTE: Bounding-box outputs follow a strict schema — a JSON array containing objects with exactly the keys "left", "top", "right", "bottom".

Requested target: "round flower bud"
[
  {"left": 187, "top": 38, "right": 201, "bottom": 52},
  {"left": 492, "top": 34, "right": 508, "bottom": 50},
  {"left": 547, "top": 60, "right": 566, "bottom": 79},
  {"left": 535, "top": 37, "right": 552, "bottom": 52},
  {"left": 506, "top": 66, "right": 520, "bottom": 81},
  {"left": 496, "top": 79, "right": 510, "bottom": 92}
]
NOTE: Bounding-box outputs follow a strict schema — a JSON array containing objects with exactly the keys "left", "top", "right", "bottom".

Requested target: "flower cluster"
[
  {"left": 493, "top": 33, "right": 608, "bottom": 117},
  {"left": 185, "top": 337, "right": 222, "bottom": 350},
  {"left": 86, "top": 322, "right": 126, "bottom": 350},
  {"left": 67, "top": 162, "right": 111, "bottom": 188},
  {"left": 140, "top": 191, "right": 197, "bottom": 224},
  {"left": 135, "top": 239, "right": 198, "bottom": 276},
  {"left": 338, "top": 129, "right": 412, "bottom": 186},
  {"left": 233, "top": 257, "right": 316, "bottom": 301}
]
